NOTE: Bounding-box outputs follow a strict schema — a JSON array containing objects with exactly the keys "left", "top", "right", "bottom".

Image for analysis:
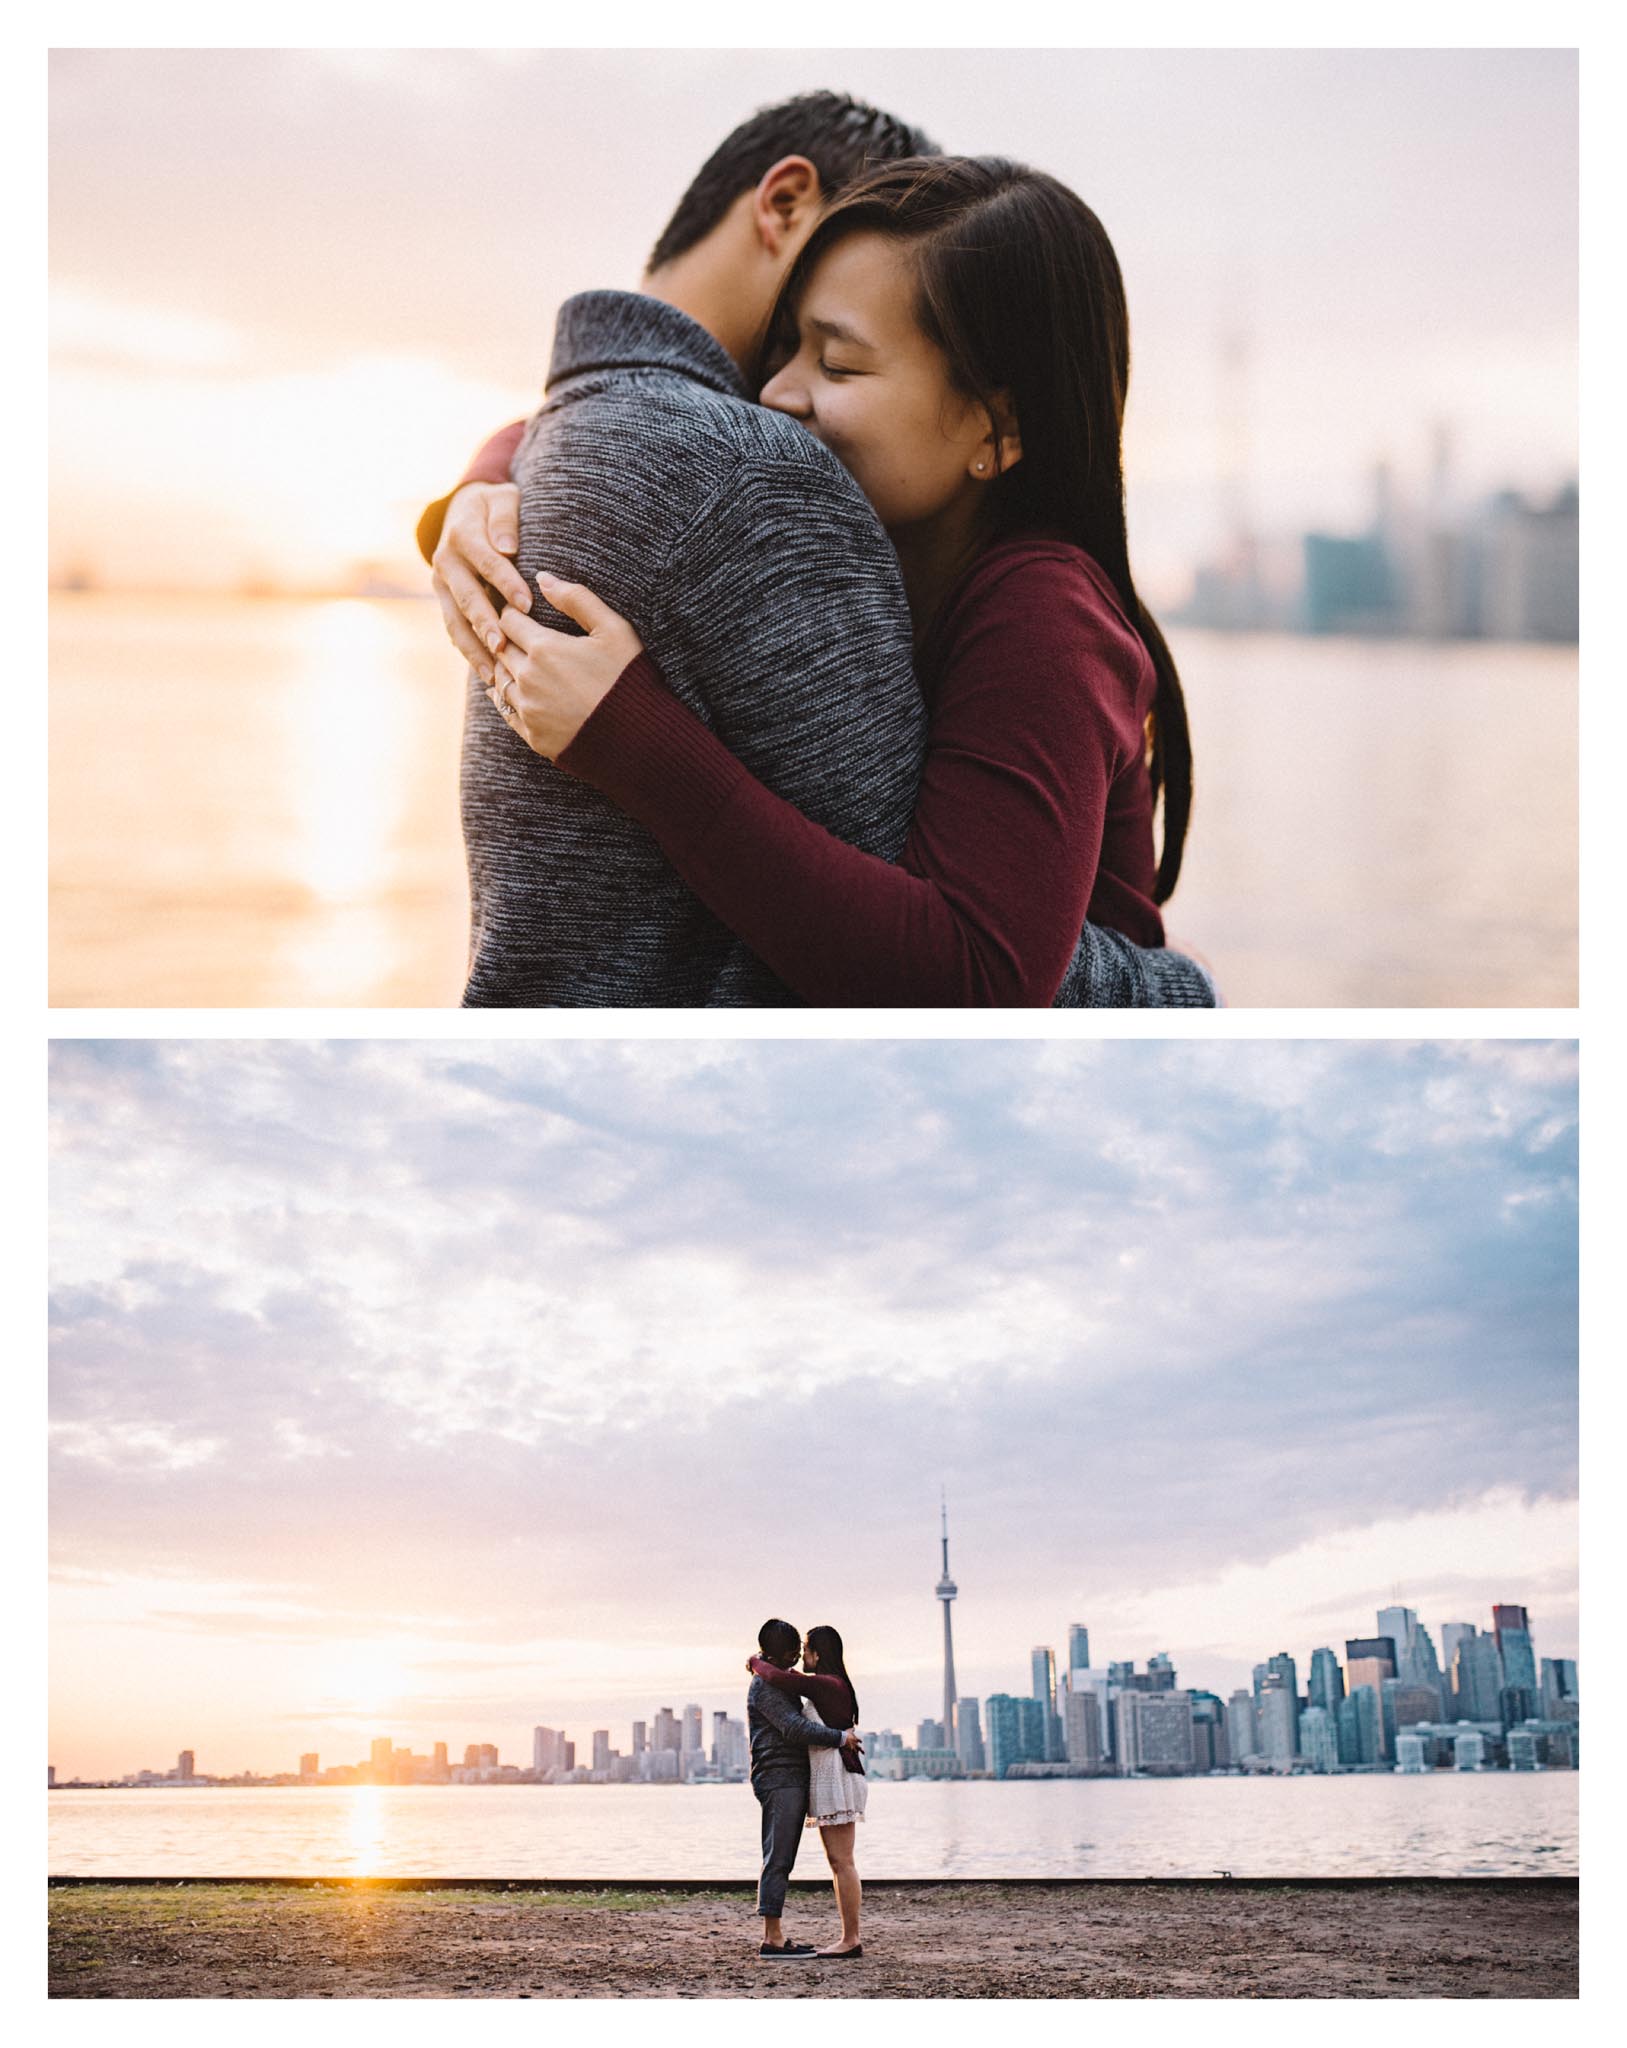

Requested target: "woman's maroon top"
[
  {"left": 557, "top": 534, "right": 1165, "bottom": 1006},
  {"left": 749, "top": 1657, "right": 864, "bottom": 1773}
]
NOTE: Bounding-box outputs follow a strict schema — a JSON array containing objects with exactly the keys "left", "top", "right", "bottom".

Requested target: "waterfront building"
[
  {"left": 653, "top": 1707, "right": 680, "bottom": 1753},
  {"left": 642, "top": 1747, "right": 679, "bottom": 1781},
  {"left": 985, "top": 1693, "right": 1046, "bottom": 1780},
  {"left": 1117, "top": 1689, "right": 1195, "bottom": 1776},
  {"left": 1506, "top": 1728, "right": 1542, "bottom": 1771},
  {"left": 1499, "top": 1684, "right": 1539, "bottom": 1732},
  {"left": 917, "top": 1718, "right": 946, "bottom": 1751},
  {"left": 1480, "top": 486, "right": 1579, "bottom": 641},
  {"left": 1263, "top": 1652, "right": 1297, "bottom": 1702},
  {"left": 299, "top": 1753, "right": 319, "bottom": 1780},
  {"left": 1454, "top": 1729, "right": 1487, "bottom": 1770},
  {"left": 1257, "top": 1680, "right": 1299, "bottom": 1765},
  {"left": 1060, "top": 1669, "right": 1112, "bottom": 1764},
  {"left": 592, "top": 1730, "right": 611, "bottom": 1773},
  {"left": 1345, "top": 1640, "right": 1397, "bottom": 1744},
  {"left": 682, "top": 1705, "right": 703, "bottom": 1753},
  {"left": 1493, "top": 1604, "right": 1539, "bottom": 1698},
  {"left": 1299, "top": 1705, "right": 1338, "bottom": 1774},
  {"left": 1067, "top": 1624, "right": 1091, "bottom": 1674},
  {"left": 1454, "top": 1633, "right": 1504, "bottom": 1722},
  {"left": 631, "top": 1721, "right": 647, "bottom": 1756},
  {"left": 1226, "top": 1688, "right": 1259, "bottom": 1762},
  {"left": 1063, "top": 1687, "right": 1102, "bottom": 1771},
  {"left": 177, "top": 1749, "right": 195, "bottom": 1781},
  {"left": 1308, "top": 1648, "right": 1344, "bottom": 1715},
  {"left": 1338, "top": 1685, "right": 1382, "bottom": 1767},
  {"left": 1381, "top": 1680, "right": 1442, "bottom": 1759},
  {"left": 954, "top": 1697, "right": 986, "bottom": 1774},
  {"left": 533, "top": 1727, "right": 565, "bottom": 1775},
  {"left": 432, "top": 1743, "right": 448, "bottom": 1774},
  {"left": 1031, "top": 1646, "right": 1064, "bottom": 1759},
  {"left": 1395, "top": 1733, "right": 1428, "bottom": 1774},
  {"left": 1188, "top": 1691, "right": 1230, "bottom": 1772},
  {"left": 1541, "top": 1658, "right": 1579, "bottom": 1719},
  {"left": 372, "top": 1738, "right": 394, "bottom": 1773},
  {"left": 936, "top": 1497, "right": 959, "bottom": 1743},
  {"left": 1440, "top": 1623, "right": 1478, "bottom": 1709}
]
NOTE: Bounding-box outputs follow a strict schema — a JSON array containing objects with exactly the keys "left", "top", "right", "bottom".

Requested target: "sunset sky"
[
  {"left": 49, "top": 47, "right": 1576, "bottom": 598},
  {"left": 49, "top": 1038, "right": 1577, "bottom": 1780}
]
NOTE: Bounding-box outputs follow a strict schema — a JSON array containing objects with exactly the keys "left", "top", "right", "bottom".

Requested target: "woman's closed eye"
[{"left": 819, "top": 358, "right": 862, "bottom": 380}]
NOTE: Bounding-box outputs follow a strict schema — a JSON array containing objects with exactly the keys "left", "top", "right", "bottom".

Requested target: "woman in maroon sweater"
[
  {"left": 481, "top": 158, "right": 1195, "bottom": 1006},
  {"left": 748, "top": 1625, "right": 867, "bottom": 1958}
]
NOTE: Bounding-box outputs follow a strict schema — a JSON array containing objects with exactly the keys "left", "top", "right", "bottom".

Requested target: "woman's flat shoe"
[{"left": 815, "top": 1944, "right": 863, "bottom": 1959}]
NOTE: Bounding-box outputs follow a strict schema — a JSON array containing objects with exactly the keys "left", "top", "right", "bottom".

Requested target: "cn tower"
[{"left": 936, "top": 1492, "right": 958, "bottom": 1741}]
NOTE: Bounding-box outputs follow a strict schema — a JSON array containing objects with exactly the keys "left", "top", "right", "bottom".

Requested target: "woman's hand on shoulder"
[{"left": 487, "top": 572, "right": 644, "bottom": 761}]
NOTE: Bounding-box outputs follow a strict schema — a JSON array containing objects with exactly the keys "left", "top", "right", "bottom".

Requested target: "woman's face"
[
  {"left": 760, "top": 231, "right": 994, "bottom": 531},
  {"left": 802, "top": 1638, "right": 820, "bottom": 1671}
]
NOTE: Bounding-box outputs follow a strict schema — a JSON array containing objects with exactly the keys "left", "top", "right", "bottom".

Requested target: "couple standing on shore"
[
  {"left": 421, "top": 89, "right": 1217, "bottom": 1010},
  {"left": 746, "top": 1620, "right": 868, "bottom": 1960}
]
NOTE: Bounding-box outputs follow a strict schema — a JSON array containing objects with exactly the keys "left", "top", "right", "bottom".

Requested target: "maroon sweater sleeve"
[
  {"left": 414, "top": 419, "right": 529, "bottom": 565},
  {"left": 747, "top": 1659, "right": 854, "bottom": 1725},
  {"left": 559, "top": 544, "right": 1152, "bottom": 1005}
]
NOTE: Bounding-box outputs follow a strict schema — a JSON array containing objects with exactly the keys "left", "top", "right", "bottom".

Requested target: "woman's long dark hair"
[
  {"left": 762, "top": 156, "right": 1191, "bottom": 901},
  {"left": 805, "top": 1624, "right": 859, "bottom": 1726}
]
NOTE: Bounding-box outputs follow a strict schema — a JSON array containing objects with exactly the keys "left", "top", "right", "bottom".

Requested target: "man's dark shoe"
[{"left": 758, "top": 1941, "right": 817, "bottom": 1959}]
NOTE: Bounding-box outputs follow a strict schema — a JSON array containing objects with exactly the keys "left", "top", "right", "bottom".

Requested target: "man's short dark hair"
[
  {"left": 648, "top": 90, "right": 940, "bottom": 272},
  {"left": 758, "top": 1617, "right": 802, "bottom": 1661}
]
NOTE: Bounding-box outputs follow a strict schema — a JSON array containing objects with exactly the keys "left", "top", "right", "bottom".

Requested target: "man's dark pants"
[{"left": 754, "top": 1779, "right": 808, "bottom": 1918}]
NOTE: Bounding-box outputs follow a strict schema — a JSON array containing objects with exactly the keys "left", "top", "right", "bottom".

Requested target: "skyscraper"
[
  {"left": 1257, "top": 1680, "right": 1299, "bottom": 1764},
  {"left": 1454, "top": 1633, "right": 1504, "bottom": 1722},
  {"left": 1299, "top": 1706, "right": 1338, "bottom": 1773},
  {"left": 1493, "top": 1604, "right": 1538, "bottom": 1697},
  {"left": 1067, "top": 1624, "right": 1091, "bottom": 1674},
  {"left": 1541, "top": 1658, "right": 1579, "bottom": 1719},
  {"left": 1117, "top": 1691, "right": 1195, "bottom": 1776},
  {"left": 1031, "top": 1645, "right": 1064, "bottom": 1759},
  {"left": 1308, "top": 1648, "right": 1345, "bottom": 1714},
  {"left": 1440, "top": 1622, "right": 1478, "bottom": 1709},
  {"left": 954, "top": 1697, "right": 985, "bottom": 1773},
  {"left": 1226, "top": 1689, "right": 1259, "bottom": 1762},
  {"left": 682, "top": 1704, "right": 703, "bottom": 1753},
  {"left": 936, "top": 1494, "right": 958, "bottom": 1741},
  {"left": 1063, "top": 1688, "right": 1101, "bottom": 1770},
  {"left": 1345, "top": 1637, "right": 1398, "bottom": 1721}
]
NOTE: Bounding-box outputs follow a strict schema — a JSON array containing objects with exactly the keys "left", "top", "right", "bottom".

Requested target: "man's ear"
[{"left": 754, "top": 155, "right": 823, "bottom": 254}]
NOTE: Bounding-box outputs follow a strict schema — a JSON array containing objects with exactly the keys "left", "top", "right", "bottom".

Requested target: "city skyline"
[
  {"left": 49, "top": 48, "right": 1575, "bottom": 602},
  {"left": 54, "top": 1580, "right": 1573, "bottom": 1789},
  {"left": 49, "top": 1040, "right": 1577, "bottom": 1779}
]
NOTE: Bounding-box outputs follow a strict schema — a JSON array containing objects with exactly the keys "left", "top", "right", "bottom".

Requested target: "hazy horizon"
[{"left": 50, "top": 1039, "right": 1577, "bottom": 1780}]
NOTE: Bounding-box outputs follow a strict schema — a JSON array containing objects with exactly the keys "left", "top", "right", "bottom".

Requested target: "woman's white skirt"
[{"left": 805, "top": 1705, "right": 868, "bottom": 1828}]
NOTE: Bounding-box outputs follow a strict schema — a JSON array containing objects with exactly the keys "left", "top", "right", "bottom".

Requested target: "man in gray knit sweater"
[{"left": 427, "top": 92, "right": 1214, "bottom": 1008}]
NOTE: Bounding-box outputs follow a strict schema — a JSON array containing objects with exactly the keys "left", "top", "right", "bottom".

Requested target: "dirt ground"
[{"left": 48, "top": 1879, "right": 1577, "bottom": 1999}]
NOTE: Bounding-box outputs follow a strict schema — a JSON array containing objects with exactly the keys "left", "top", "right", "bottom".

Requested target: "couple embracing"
[
  {"left": 747, "top": 1619, "right": 867, "bottom": 1961},
  {"left": 422, "top": 89, "right": 1217, "bottom": 1010}
]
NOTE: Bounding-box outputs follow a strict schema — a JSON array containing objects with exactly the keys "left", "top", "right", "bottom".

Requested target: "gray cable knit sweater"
[{"left": 459, "top": 291, "right": 1214, "bottom": 1009}]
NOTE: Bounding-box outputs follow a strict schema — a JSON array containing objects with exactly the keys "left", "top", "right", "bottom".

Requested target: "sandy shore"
[{"left": 48, "top": 1879, "right": 1577, "bottom": 1999}]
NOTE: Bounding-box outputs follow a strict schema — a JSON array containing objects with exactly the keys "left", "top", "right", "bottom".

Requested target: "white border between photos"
[{"left": 18, "top": 5, "right": 1618, "bottom": 2044}]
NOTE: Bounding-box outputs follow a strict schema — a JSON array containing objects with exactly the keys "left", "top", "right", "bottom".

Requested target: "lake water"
[
  {"left": 49, "top": 596, "right": 1577, "bottom": 1008},
  {"left": 48, "top": 1775, "right": 1577, "bottom": 1879}
]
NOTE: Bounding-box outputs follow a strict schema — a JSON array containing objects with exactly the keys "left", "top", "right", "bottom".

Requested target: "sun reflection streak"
[
  {"left": 286, "top": 601, "right": 412, "bottom": 903},
  {"left": 344, "top": 1784, "right": 388, "bottom": 1876}
]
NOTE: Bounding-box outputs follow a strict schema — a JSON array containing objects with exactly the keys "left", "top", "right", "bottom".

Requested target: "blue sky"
[{"left": 49, "top": 1039, "right": 1577, "bottom": 1776}]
